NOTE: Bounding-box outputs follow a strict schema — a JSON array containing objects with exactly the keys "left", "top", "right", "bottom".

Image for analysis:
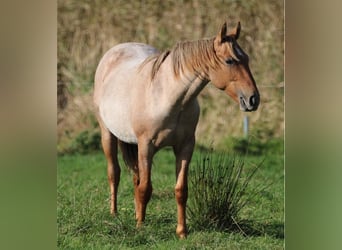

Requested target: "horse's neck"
[
  {"left": 154, "top": 70, "right": 208, "bottom": 110},
  {"left": 166, "top": 41, "right": 212, "bottom": 105},
  {"left": 153, "top": 52, "right": 209, "bottom": 108},
  {"left": 178, "top": 72, "right": 209, "bottom": 105}
]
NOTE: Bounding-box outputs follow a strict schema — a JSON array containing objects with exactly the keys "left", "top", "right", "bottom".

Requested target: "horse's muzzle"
[{"left": 239, "top": 93, "right": 259, "bottom": 112}]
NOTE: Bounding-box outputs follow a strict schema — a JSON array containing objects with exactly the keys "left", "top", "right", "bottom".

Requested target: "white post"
[{"left": 243, "top": 115, "right": 249, "bottom": 138}]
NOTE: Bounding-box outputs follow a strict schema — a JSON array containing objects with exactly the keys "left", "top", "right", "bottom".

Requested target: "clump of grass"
[{"left": 188, "top": 150, "right": 261, "bottom": 231}]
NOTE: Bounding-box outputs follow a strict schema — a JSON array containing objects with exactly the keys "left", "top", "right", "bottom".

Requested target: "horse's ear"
[
  {"left": 232, "top": 21, "right": 241, "bottom": 40},
  {"left": 220, "top": 22, "right": 227, "bottom": 40},
  {"left": 218, "top": 21, "right": 241, "bottom": 42},
  {"left": 217, "top": 22, "right": 228, "bottom": 43}
]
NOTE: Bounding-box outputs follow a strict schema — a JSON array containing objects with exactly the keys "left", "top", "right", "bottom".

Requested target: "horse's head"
[{"left": 210, "top": 22, "right": 260, "bottom": 112}]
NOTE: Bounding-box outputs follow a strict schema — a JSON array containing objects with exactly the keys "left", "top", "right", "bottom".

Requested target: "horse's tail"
[{"left": 118, "top": 140, "right": 138, "bottom": 171}]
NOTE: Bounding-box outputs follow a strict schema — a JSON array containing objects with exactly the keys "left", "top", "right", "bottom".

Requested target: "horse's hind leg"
[{"left": 97, "top": 116, "right": 121, "bottom": 216}]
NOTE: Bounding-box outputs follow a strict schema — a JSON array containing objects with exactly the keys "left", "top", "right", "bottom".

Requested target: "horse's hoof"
[
  {"left": 178, "top": 233, "right": 187, "bottom": 239},
  {"left": 176, "top": 227, "right": 187, "bottom": 239},
  {"left": 110, "top": 210, "right": 118, "bottom": 217}
]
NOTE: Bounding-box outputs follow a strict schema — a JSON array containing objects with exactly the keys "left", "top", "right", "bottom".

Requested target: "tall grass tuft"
[{"left": 188, "top": 150, "right": 261, "bottom": 231}]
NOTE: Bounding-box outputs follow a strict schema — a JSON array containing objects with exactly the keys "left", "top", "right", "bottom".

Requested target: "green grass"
[{"left": 57, "top": 146, "right": 284, "bottom": 249}]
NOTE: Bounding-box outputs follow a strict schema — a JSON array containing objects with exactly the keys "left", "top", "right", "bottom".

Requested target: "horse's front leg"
[
  {"left": 173, "top": 136, "right": 195, "bottom": 238},
  {"left": 134, "top": 141, "right": 154, "bottom": 227}
]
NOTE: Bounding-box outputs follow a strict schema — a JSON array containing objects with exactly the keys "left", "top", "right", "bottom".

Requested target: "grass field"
[{"left": 57, "top": 145, "right": 284, "bottom": 249}]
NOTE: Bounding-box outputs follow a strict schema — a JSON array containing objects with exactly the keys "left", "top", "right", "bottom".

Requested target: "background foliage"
[{"left": 57, "top": 0, "right": 284, "bottom": 153}]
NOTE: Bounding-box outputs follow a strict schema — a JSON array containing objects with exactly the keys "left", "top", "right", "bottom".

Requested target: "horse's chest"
[
  {"left": 149, "top": 105, "right": 200, "bottom": 148},
  {"left": 149, "top": 121, "right": 184, "bottom": 148}
]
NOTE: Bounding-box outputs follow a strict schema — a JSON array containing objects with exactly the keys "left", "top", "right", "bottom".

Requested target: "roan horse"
[{"left": 93, "top": 21, "right": 259, "bottom": 238}]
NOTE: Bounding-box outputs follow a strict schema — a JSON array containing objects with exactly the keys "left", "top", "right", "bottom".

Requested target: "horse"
[{"left": 93, "top": 21, "right": 259, "bottom": 238}]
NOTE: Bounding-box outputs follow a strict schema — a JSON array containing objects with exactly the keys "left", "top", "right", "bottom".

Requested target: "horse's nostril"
[
  {"left": 249, "top": 95, "right": 258, "bottom": 107},
  {"left": 250, "top": 96, "right": 255, "bottom": 106}
]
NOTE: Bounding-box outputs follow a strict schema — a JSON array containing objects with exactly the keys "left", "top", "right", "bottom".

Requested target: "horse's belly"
[
  {"left": 95, "top": 43, "right": 160, "bottom": 144},
  {"left": 99, "top": 98, "right": 138, "bottom": 144},
  {"left": 109, "top": 123, "right": 137, "bottom": 144}
]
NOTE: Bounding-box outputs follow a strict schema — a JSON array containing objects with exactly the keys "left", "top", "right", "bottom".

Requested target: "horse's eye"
[{"left": 225, "top": 58, "right": 235, "bottom": 65}]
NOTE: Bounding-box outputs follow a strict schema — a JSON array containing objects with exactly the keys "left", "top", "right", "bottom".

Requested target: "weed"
[{"left": 188, "top": 150, "right": 261, "bottom": 232}]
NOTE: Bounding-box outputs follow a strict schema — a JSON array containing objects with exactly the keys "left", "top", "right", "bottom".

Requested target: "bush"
[
  {"left": 60, "top": 130, "right": 101, "bottom": 155},
  {"left": 188, "top": 150, "right": 261, "bottom": 231}
]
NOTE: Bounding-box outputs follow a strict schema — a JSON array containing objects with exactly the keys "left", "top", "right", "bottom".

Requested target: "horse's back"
[
  {"left": 94, "top": 43, "right": 158, "bottom": 105},
  {"left": 94, "top": 43, "right": 158, "bottom": 143}
]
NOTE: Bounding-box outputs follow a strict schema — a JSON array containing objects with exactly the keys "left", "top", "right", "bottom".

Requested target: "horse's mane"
[
  {"left": 171, "top": 38, "right": 221, "bottom": 78},
  {"left": 140, "top": 37, "right": 223, "bottom": 81}
]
